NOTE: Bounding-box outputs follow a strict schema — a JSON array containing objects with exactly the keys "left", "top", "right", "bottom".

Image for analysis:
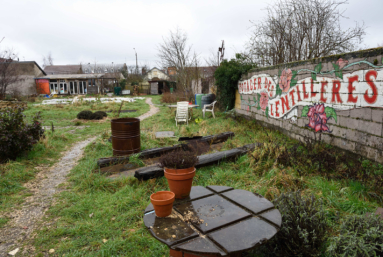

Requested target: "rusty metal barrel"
[{"left": 111, "top": 118, "right": 140, "bottom": 156}]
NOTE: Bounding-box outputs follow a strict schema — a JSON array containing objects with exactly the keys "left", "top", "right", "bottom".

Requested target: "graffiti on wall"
[{"left": 238, "top": 58, "right": 383, "bottom": 133}]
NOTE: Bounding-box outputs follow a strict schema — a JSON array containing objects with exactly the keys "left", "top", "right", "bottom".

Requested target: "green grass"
[
  {"left": 0, "top": 96, "right": 150, "bottom": 228},
  {"left": 3, "top": 95, "right": 383, "bottom": 256}
]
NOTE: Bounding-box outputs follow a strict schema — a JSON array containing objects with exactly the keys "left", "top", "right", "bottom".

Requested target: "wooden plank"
[
  {"left": 134, "top": 143, "right": 256, "bottom": 181},
  {"left": 97, "top": 132, "right": 235, "bottom": 167}
]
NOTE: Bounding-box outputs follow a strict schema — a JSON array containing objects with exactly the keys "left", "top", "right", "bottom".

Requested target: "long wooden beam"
[
  {"left": 134, "top": 143, "right": 256, "bottom": 181},
  {"left": 97, "top": 132, "right": 235, "bottom": 167}
]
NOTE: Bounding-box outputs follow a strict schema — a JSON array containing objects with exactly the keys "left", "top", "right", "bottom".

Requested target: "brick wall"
[{"left": 235, "top": 47, "right": 383, "bottom": 163}]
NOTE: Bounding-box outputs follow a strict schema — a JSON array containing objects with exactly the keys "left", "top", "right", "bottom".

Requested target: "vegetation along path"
[{"left": 0, "top": 98, "right": 158, "bottom": 256}]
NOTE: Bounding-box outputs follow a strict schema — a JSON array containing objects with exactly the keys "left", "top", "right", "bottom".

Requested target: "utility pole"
[{"left": 133, "top": 48, "right": 138, "bottom": 74}]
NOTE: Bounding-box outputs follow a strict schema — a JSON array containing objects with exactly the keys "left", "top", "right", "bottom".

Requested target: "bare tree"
[
  {"left": 0, "top": 49, "right": 23, "bottom": 99},
  {"left": 246, "top": 0, "right": 366, "bottom": 66},
  {"left": 42, "top": 52, "right": 54, "bottom": 68},
  {"left": 157, "top": 27, "right": 200, "bottom": 92}
]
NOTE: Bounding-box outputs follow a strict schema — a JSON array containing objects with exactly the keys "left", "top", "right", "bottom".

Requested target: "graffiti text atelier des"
[
  {"left": 238, "top": 69, "right": 383, "bottom": 118},
  {"left": 238, "top": 74, "right": 277, "bottom": 98}
]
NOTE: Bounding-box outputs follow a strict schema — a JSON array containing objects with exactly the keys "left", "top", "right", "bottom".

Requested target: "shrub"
[
  {"left": 214, "top": 54, "right": 255, "bottom": 110},
  {"left": 327, "top": 214, "right": 383, "bottom": 257},
  {"left": 258, "top": 191, "right": 328, "bottom": 257},
  {"left": 94, "top": 111, "right": 107, "bottom": 118},
  {"left": 77, "top": 110, "right": 93, "bottom": 120},
  {"left": 0, "top": 107, "right": 44, "bottom": 162},
  {"left": 159, "top": 148, "right": 198, "bottom": 169},
  {"left": 90, "top": 112, "right": 104, "bottom": 120}
]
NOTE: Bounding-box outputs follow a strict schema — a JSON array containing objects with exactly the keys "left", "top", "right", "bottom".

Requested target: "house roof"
[
  {"left": 44, "top": 65, "right": 81, "bottom": 75},
  {"left": 35, "top": 73, "right": 105, "bottom": 80}
]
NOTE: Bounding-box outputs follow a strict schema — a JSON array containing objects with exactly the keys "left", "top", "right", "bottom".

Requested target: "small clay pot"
[
  {"left": 150, "top": 191, "right": 175, "bottom": 217},
  {"left": 164, "top": 169, "right": 196, "bottom": 199},
  {"left": 164, "top": 166, "right": 195, "bottom": 174}
]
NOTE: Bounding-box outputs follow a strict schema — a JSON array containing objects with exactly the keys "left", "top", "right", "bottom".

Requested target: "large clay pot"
[
  {"left": 150, "top": 191, "right": 175, "bottom": 217},
  {"left": 164, "top": 169, "right": 196, "bottom": 199},
  {"left": 164, "top": 166, "right": 195, "bottom": 174}
]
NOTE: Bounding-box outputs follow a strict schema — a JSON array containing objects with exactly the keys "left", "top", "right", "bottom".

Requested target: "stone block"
[
  {"left": 350, "top": 108, "right": 372, "bottom": 121},
  {"left": 321, "top": 134, "right": 333, "bottom": 144},
  {"left": 372, "top": 109, "right": 383, "bottom": 123},
  {"left": 333, "top": 137, "right": 356, "bottom": 152},
  {"left": 339, "top": 116, "right": 359, "bottom": 130},
  {"left": 355, "top": 143, "right": 370, "bottom": 157},
  {"left": 365, "top": 135, "right": 383, "bottom": 150},
  {"left": 367, "top": 147, "right": 378, "bottom": 160},
  {"left": 337, "top": 109, "right": 350, "bottom": 117},
  {"left": 331, "top": 125, "right": 347, "bottom": 138},
  {"left": 357, "top": 120, "right": 382, "bottom": 137}
]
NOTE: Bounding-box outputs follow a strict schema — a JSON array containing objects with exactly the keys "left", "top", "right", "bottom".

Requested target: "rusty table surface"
[{"left": 143, "top": 186, "right": 281, "bottom": 256}]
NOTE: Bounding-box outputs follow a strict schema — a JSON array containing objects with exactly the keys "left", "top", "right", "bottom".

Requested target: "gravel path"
[
  {"left": 137, "top": 97, "right": 159, "bottom": 121},
  {"left": 0, "top": 98, "right": 159, "bottom": 256}
]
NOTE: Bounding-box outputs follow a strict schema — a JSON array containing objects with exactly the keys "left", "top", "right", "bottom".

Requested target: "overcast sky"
[{"left": 1, "top": 0, "right": 383, "bottom": 68}]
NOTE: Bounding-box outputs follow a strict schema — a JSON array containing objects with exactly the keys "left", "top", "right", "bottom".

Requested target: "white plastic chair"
[
  {"left": 203, "top": 101, "right": 217, "bottom": 118},
  {"left": 175, "top": 101, "right": 189, "bottom": 126}
]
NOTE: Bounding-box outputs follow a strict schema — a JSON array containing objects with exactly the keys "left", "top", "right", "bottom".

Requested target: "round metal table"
[{"left": 143, "top": 186, "right": 281, "bottom": 257}]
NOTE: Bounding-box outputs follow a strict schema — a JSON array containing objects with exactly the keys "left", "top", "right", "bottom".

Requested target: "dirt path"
[
  {"left": 138, "top": 97, "right": 159, "bottom": 121},
  {"left": 0, "top": 98, "right": 159, "bottom": 256}
]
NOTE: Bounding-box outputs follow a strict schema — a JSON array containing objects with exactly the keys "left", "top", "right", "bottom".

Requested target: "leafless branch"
[{"left": 245, "top": 0, "right": 366, "bottom": 66}]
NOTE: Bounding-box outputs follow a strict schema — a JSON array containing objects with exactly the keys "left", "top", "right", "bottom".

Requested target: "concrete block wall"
[{"left": 236, "top": 47, "right": 383, "bottom": 163}]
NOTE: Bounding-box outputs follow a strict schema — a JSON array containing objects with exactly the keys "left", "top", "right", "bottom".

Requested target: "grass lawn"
[
  {"left": 20, "top": 95, "right": 383, "bottom": 256},
  {"left": 0, "top": 96, "right": 150, "bottom": 228}
]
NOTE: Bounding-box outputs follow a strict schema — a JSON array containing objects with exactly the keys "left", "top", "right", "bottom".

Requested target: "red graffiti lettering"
[
  {"left": 270, "top": 104, "right": 274, "bottom": 116},
  {"left": 265, "top": 78, "right": 268, "bottom": 89},
  {"left": 296, "top": 84, "right": 302, "bottom": 102},
  {"left": 281, "top": 95, "right": 290, "bottom": 114},
  {"left": 347, "top": 75, "right": 358, "bottom": 103},
  {"left": 364, "top": 70, "right": 378, "bottom": 104},
  {"left": 258, "top": 77, "right": 261, "bottom": 89},
  {"left": 320, "top": 81, "right": 328, "bottom": 103},
  {"left": 275, "top": 100, "right": 280, "bottom": 117},
  {"left": 302, "top": 81, "right": 309, "bottom": 99},
  {"left": 289, "top": 89, "right": 296, "bottom": 106},
  {"left": 331, "top": 80, "right": 342, "bottom": 103},
  {"left": 311, "top": 79, "right": 317, "bottom": 98}
]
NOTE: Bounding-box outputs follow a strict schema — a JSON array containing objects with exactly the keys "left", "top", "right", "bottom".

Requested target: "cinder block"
[
  {"left": 350, "top": 108, "right": 372, "bottom": 121},
  {"left": 337, "top": 109, "right": 350, "bottom": 117},
  {"left": 365, "top": 135, "right": 383, "bottom": 150},
  {"left": 321, "top": 133, "right": 333, "bottom": 144},
  {"left": 372, "top": 109, "right": 383, "bottom": 123},
  {"left": 331, "top": 125, "right": 347, "bottom": 138},
  {"left": 333, "top": 137, "right": 356, "bottom": 152},
  {"left": 367, "top": 147, "right": 378, "bottom": 160},
  {"left": 353, "top": 130, "right": 368, "bottom": 145},
  {"left": 344, "top": 128, "right": 357, "bottom": 142},
  {"left": 357, "top": 120, "right": 382, "bottom": 137},
  {"left": 355, "top": 143, "right": 369, "bottom": 157},
  {"left": 339, "top": 116, "right": 359, "bottom": 130},
  {"left": 375, "top": 151, "right": 383, "bottom": 163}
]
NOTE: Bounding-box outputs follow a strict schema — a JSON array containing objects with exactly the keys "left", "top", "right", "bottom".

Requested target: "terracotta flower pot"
[
  {"left": 164, "top": 166, "right": 195, "bottom": 174},
  {"left": 164, "top": 169, "right": 196, "bottom": 199},
  {"left": 150, "top": 191, "right": 175, "bottom": 217}
]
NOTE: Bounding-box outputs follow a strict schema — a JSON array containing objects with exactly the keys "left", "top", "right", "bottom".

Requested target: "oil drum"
[{"left": 111, "top": 118, "right": 140, "bottom": 156}]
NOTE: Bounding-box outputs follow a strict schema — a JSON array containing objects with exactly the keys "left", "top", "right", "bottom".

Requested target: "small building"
[
  {"left": 5, "top": 61, "right": 46, "bottom": 96},
  {"left": 143, "top": 67, "right": 172, "bottom": 95},
  {"left": 190, "top": 66, "right": 217, "bottom": 94},
  {"left": 34, "top": 73, "right": 121, "bottom": 95}
]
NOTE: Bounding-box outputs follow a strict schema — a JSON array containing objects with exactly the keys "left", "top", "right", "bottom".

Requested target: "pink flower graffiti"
[
  {"left": 336, "top": 58, "right": 349, "bottom": 69},
  {"left": 307, "top": 104, "right": 330, "bottom": 132},
  {"left": 279, "top": 69, "right": 292, "bottom": 93},
  {"left": 260, "top": 92, "right": 269, "bottom": 111}
]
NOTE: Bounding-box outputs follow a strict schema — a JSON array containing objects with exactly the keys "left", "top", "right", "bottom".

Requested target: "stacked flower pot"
[{"left": 150, "top": 149, "right": 198, "bottom": 217}]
